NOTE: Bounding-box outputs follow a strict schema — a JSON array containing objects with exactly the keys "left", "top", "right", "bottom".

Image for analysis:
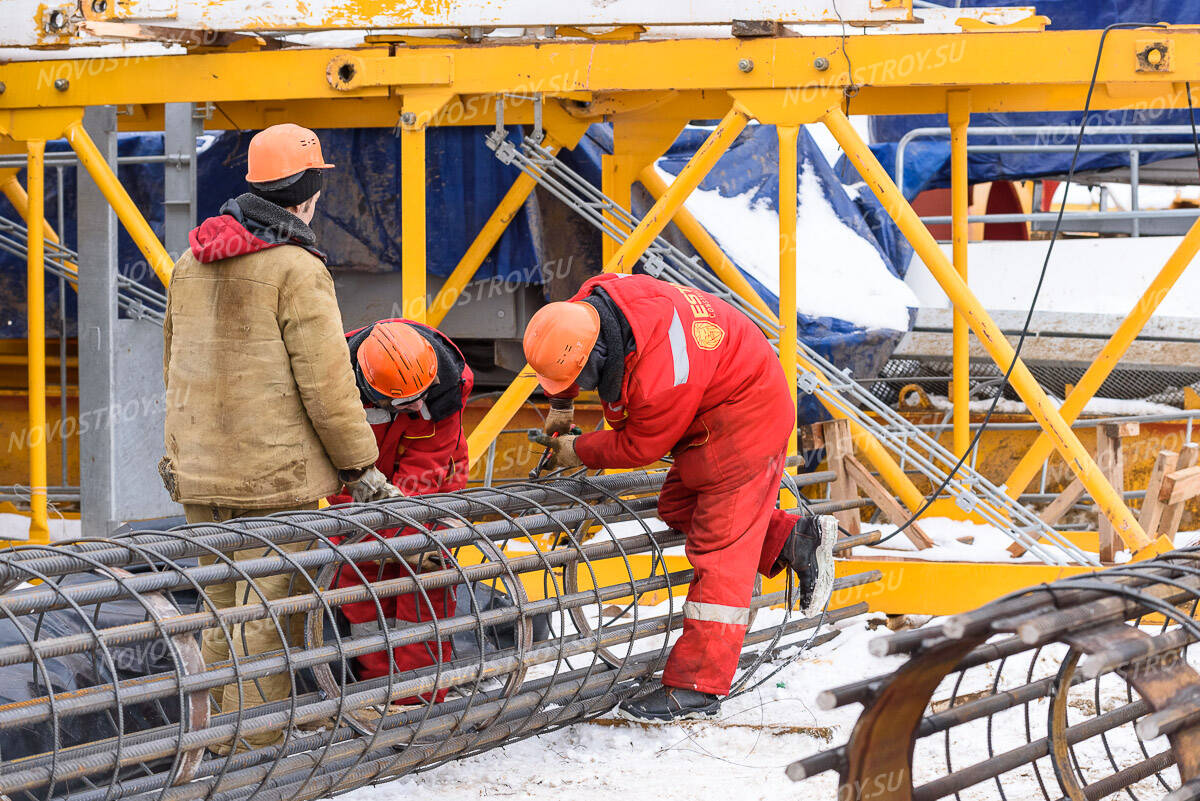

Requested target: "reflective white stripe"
[
  {"left": 683, "top": 601, "right": 750, "bottom": 625},
  {"left": 667, "top": 309, "right": 690, "bottom": 387}
]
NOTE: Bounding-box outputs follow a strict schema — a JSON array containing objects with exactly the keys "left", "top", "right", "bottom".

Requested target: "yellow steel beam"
[
  {"left": 636, "top": 161, "right": 927, "bottom": 513},
  {"left": 466, "top": 368, "right": 539, "bottom": 469},
  {"left": 25, "top": 140, "right": 49, "bottom": 544},
  {"left": 401, "top": 124, "right": 428, "bottom": 323},
  {"left": 778, "top": 125, "right": 800, "bottom": 468},
  {"left": 65, "top": 120, "right": 173, "bottom": 287},
  {"left": 606, "top": 104, "right": 749, "bottom": 273},
  {"left": 949, "top": 91, "right": 971, "bottom": 459},
  {"left": 824, "top": 106, "right": 1151, "bottom": 552},
  {"left": 10, "top": 31, "right": 1200, "bottom": 116},
  {"left": 1004, "top": 214, "right": 1200, "bottom": 500}
]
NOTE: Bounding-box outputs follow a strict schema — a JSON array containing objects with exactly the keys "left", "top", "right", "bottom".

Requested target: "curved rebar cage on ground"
[
  {"left": 0, "top": 469, "right": 875, "bottom": 801},
  {"left": 791, "top": 548, "right": 1200, "bottom": 801}
]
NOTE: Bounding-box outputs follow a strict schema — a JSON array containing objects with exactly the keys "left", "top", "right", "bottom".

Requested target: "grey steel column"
[
  {"left": 77, "top": 106, "right": 120, "bottom": 534},
  {"left": 78, "top": 106, "right": 178, "bottom": 535},
  {"left": 162, "top": 103, "right": 199, "bottom": 259}
]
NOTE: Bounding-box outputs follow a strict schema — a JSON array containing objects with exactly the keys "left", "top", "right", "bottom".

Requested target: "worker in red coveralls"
[
  {"left": 327, "top": 319, "right": 473, "bottom": 700},
  {"left": 523, "top": 273, "right": 837, "bottom": 723}
]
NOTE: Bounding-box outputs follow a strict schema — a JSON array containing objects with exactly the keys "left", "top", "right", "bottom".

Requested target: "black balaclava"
[{"left": 249, "top": 168, "right": 324, "bottom": 208}]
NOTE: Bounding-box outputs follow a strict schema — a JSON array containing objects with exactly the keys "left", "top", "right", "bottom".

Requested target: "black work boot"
[
  {"left": 616, "top": 684, "right": 721, "bottom": 723},
  {"left": 775, "top": 515, "right": 838, "bottom": 617}
]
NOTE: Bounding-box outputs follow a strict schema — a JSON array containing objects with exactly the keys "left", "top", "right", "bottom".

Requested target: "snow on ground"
[
  {"left": 338, "top": 613, "right": 896, "bottom": 801},
  {"left": 335, "top": 606, "right": 1176, "bottom": 801},
  {"left": 659, "top": 162, "right": 918, "bottom": 332},
  {"left": 853, "top": 516, "right": 1097, "bottom": 563}
]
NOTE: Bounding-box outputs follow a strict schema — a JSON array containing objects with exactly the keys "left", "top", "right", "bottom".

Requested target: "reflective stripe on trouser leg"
[{"left": 663, "top": 457, "right": 784, "bottom": 696}]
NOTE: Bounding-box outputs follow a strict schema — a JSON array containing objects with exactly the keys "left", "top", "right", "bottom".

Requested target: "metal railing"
[{"left": 895, "top": 124, "right": 1200, "bottom": 237}]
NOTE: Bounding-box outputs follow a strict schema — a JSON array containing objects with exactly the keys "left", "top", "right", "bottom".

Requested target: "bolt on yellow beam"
[
  {"left": 605, "top": 104, "right": 749, "bottom": 274},
  {"left": 949, "top": 91, "right": 971, "bottom": 459},
  {"left": 823, "top": 105, "right": 1150, "bottom": 551},
  {"left": 65, "top": 120, "right": 173, "bottom": 288},
  {"left": 401, "top": 125, "right": 427, "bottom": 323},
  {"left": 1004, "top": 212, "right": 1200, "bottom": 499},
  {"left": 25, "top": 140, "right": 49, "bottom": 544}
]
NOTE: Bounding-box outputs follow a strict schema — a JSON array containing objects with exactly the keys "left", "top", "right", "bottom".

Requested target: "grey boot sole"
[
  {"left": 801, "top": 515, "right": 838, "bottom": 618},
  {"left": 614, "top": 702, "right": 721, "bottom": 724}
]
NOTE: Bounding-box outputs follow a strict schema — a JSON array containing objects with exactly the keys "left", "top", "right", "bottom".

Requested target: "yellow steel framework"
[{"left": 4, "top": 23, "right": 1200, "bottom": 584}]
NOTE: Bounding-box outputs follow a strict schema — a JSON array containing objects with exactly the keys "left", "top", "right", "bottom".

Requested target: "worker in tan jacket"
[{"left": 160, "top": 123, "right": 395, "bottom": 750}]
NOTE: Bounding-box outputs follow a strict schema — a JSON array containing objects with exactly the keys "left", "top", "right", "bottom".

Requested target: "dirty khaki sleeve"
[
  {"left": 277, "top": 255, "right": 379, "bottom": 471},
  {"left": 162, "top": 279, "right": 173, "bottom": 391}
]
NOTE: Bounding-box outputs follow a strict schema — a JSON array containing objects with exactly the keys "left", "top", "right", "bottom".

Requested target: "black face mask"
[{"left": 574, "top": 342, "right": 606, "bottom": 391}]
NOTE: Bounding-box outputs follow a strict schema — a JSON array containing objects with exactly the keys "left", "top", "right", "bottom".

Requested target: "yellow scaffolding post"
[
  {"left": 25, "top": 139, "right": 49, "bottom": 544},
  {"left": 64, "top": 120, "right": 173, "bottom": 288},
  {"left": 778, "top": 125, "right": 800, "bottom": 469},
  {"left": 949, "top": 91, "right": 971, "bottom": 458},
  {"left": 605, "top": 104, "right": 749, "bottom": 274},
  {"left": 1004, "top": 213, "right": 1200, "bottom": 499},
  {"left": 823, "top": 106, "right": 1151, "bottom": 550},
  {"left": 638, "top": 163, "right": 928, "bottom": 512},
  {"left": 401, "top": 124, "right": 428, "bottom": 323}
]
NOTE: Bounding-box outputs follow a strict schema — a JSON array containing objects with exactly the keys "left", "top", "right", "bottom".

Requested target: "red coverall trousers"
[{"left": 658, "top": 424, "right": 799, "bottom": 696}]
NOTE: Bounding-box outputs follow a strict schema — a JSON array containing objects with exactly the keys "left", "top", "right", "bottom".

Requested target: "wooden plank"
[
  {"left": 1160, "top": 465, "right": 1200, "bottom": 506},
  {"left": 843, "top": 455, "right": 934, "bottom": 549},
  {"left": 1096, "top": 422, "right": 1129, "bottom": 564},
  {"left": 1039, "top": 478, "right": 1087, "bottom": 527},
  {"left": 1007, "top": 477, "right": 1086, "bottom": 558},
  {"left": 821, "top": 419, "right": 861, "bottom": 538},
  {"left": 1138, "top": 450, "right": 1178, "bottom": 535},
  {"left": 1159, "top": 442, "right": 1200, "bottom": 542}
]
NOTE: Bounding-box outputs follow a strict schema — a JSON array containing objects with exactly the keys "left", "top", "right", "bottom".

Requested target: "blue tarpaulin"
[
  {"left": 859, "top": 0, "right": 1200, "bottom": 198},
  {"left": 0, "top": 127, "right": 540, "bottom": 339}
]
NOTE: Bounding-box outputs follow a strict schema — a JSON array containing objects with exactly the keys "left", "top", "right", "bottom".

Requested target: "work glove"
[
  {"left": 339, "top": 466, "right": 403, "bottom": 503},
  {"left": 544, "top": 398, "right": 576, "bottom": 436},
  {"left": 531, "top": 433, "right": 583, "bottom": 470}
]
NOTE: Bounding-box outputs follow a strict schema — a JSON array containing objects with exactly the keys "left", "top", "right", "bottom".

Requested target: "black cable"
[
  {"left": 868, "top": 22, "right": 1169, "bottom": 549},
  {"left": 1187, "top": 82, "right": 1200, "bottom": 181}
]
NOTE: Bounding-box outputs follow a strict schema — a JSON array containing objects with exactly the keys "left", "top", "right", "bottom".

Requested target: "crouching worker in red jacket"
[
  {"left": 328, "top": 320, "right": 474, "bottom": 698},
  {"left": 523, "top": 274, "right": 837, "bottom": 723}
]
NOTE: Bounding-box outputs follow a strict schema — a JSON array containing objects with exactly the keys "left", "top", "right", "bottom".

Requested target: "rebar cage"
[
  {"left": 0, "top": 469, "right": 878, "bottom": 801},
  {"left": 793, "top": 546, "right": 1200, "bottom": 801}
]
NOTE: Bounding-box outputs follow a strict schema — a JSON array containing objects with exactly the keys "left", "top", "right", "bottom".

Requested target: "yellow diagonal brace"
[
  {"left": 1004, "top": 213, "right": 1200, "bottom": 499},
  {"left": 429, "top": 115, "right": 588, "bottom": 327},
  {"left": 823, "top": 106, "right": 1150, "bottom": 551},
  {"left": 605, "top": 104, "right": 749, "bottom": 274},
  {"left": 65, "top": 120, "right": 173, "bottom": 288}
]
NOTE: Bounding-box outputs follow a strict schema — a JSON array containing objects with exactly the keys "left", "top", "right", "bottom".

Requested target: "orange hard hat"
[
  {"left": 245, "top": 123, "right": 334, "bottom": 183},
  {"left": 358, "top": 322, "right": 439, "bottom": 401},
  {"left": 523, "top": 302, "right": 600, "bottom": 394}
]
